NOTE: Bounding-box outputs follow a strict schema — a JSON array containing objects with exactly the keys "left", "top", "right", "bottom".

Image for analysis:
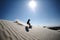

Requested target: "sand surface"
[{"left": 0, "top": 20, "right": 60, "bottom": 40}]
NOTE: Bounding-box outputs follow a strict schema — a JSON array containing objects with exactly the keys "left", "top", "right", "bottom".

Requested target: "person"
[
  {"left": 27, "top": 19, "right": 32, "bottom": 29},
  {"left": 25, "top": 19, "right": 32, "bottom": 32}
]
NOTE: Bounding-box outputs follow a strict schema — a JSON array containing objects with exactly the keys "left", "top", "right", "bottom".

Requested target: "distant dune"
[
  {"left": 0, "top": 20, "right": 60, "bottom": 40},
  {"left": 48, "top": 27, "right": 60, "bottom": 30}
]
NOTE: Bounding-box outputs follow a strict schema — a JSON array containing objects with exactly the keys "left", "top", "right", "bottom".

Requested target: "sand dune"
[{"left": 0, "top": 20, "right": 60, "bottom": 40}]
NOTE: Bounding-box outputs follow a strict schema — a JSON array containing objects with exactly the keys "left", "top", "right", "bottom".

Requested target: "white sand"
[{"left": 0, "top": 20, "right": 60, "bottom": 40}]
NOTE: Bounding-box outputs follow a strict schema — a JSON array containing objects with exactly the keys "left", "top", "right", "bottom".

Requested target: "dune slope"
[{"left": 0, "top": 20, "right": 60, "bottom": 40}]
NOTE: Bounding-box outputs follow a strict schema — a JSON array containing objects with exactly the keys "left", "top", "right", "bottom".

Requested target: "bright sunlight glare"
[{"left": 29, "top": 0, "right": 36, "bottom": 11}]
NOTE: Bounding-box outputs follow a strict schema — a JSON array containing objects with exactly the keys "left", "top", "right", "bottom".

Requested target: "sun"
[{"left": 29, "top": 1, "right": 36, "bottom": 10}]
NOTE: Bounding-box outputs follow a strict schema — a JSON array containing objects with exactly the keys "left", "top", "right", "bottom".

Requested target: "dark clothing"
[
  {"left": 27, "top": 19, "right": 30, "bottom": 25},
  {"left": 26, "top": 19, "right": 32, "bottom": 29}
]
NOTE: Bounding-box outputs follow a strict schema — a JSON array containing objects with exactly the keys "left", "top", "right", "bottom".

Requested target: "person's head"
[{"left": 28, "top": 19, "right": 30, "bottom": 21}]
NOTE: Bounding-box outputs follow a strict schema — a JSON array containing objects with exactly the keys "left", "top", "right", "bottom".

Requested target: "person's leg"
[
  {"left": 29, "top": 23, "right": 32, "bottom": 29},
  {"left": 25, "top": 26, "right": 29, "bottom": 32}
]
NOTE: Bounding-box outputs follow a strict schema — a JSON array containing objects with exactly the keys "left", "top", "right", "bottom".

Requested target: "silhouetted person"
[
  {"left": 25, "top": 19, "right": 32, "bottom": 32},
  {"left": 27, "top": 19, "right": 32, "bottom": 29}
]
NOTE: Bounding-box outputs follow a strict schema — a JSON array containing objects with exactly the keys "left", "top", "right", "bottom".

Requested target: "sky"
[{"left": 0, "top": 0, "right": 60, "bottom": 26}]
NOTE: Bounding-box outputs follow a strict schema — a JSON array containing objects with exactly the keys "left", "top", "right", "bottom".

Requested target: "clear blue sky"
[{"left": 0, "top": 0, "right": 60, "bottom": 26}]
